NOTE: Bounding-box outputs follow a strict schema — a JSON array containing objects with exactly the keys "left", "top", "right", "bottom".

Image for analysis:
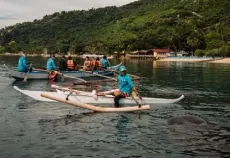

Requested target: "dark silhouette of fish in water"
[
  {"left": 167, "top": 115, "right": 207, "bottom": 126},
  {"left": 167, "top": 115, "right": 230, "bottom": 155},
  {"left": 167, "top": 115, "right": 208, "bottom": 134}
]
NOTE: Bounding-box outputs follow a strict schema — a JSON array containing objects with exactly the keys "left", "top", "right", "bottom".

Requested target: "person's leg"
[{"left": 114, "top": 94, "right": 125, "bottom": 108}]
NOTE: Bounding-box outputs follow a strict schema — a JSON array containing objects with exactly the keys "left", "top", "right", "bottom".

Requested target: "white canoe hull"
[{"left": 14, "top": 86, "right": 184, "bottom": 106}]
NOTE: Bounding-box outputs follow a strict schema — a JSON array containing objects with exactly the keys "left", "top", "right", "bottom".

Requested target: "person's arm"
[
  {"left": 22, "top": 58, "right": 29, "bottom": 69},
  {"left": 52, "top": 60, "right": 57, "bottom": 70},
  {"left": 127, "top": 76, "right": 138, "bottom": 93},
  {"left": 107, "top": 60, "right": 111, "bottom": 66}
]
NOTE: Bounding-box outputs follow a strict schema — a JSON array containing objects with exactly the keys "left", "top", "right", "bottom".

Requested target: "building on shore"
[
  {"left": 153, "top": 49, "right": 171, "bottom": 59},
  {"left": 128, "top": 49, "right": 155, "bottom": 60},
  {"left": 127, "top": 48, "right": 171, "bottom": 60}
]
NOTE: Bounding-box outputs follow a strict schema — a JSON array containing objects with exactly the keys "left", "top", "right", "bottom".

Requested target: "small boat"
[
  {"left": 4, "top": 62, "right": 122, "bottom": 80},
  {"left": 14, "top": 86, "right": 185, "bottom": 105}
]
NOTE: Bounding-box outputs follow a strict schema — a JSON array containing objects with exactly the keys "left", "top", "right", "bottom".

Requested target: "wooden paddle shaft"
[
  {"left": 51, "top": 85, "right": 90, "bottom": 95},
  {"left": 40, "top": 92, "right": 150, "bottom": 112},
  {"left": 84, "top": 71, "right": 117, "bottom": 81},
  {"left": 51, "top": 85, "right": 119, "bottom": 96},
  {"left": 33, "top": 68, "right": 87, "bottom": 83},
  {"left": 102, "top": 68, "right": 141, "bottom": 80}
]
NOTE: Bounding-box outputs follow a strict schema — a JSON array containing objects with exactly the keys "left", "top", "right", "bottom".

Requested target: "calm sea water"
[{"left": 0, "top": 56, "right": 230, "bottom": 158}]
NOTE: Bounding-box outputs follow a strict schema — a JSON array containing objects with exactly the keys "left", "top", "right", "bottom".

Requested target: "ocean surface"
[{"left": 0, "top": 56, "right": 230, "bottom": 158}]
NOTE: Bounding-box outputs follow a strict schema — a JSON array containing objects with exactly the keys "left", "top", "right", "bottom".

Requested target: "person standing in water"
[{"left": 114, "top": 66, "right": 137, "bottom": 107}]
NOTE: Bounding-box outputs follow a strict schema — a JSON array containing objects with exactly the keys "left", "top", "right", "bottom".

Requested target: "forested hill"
[{"left": 0, "top": 0, "right": 230, "bottom": 56}]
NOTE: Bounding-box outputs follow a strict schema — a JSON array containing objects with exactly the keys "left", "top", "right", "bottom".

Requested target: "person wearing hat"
[
  {"left": 114, "top": 66, "right": 137, "bottom": 107},
  {"left": 46, "top": 54, "right": 57, "bottom": 71},
  {"left": 100, "top": 55, "right": 110, "bottom": 69},
  {"left": 18, "top": 52, "right": 30, "bottom": 72}
]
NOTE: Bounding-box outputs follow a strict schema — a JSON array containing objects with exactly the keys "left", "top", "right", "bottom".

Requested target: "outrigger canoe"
[
  {"left": 4, "top": 63, "right": 122, "bottom": 80},
  {"left": 13, "top": 86, "right": 185, "bottom": 105}
]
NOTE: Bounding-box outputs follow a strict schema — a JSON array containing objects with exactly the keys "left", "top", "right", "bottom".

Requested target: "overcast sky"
[{"left": 0, "top": 0, "right": 136, "bottom": 29}]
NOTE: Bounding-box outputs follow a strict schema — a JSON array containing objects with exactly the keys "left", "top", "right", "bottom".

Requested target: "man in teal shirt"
[
  {"left": 18, "top": 53, "right": 29, "bottom": 72},
  {"left": 100, "top": 55, "right": 110, "bottom": 69},
  {"left": 114, "top": 66, "right": 137, "bottom": 107},
  {"left": 46, "top": 54, "right": 57, "bottom": 71}
]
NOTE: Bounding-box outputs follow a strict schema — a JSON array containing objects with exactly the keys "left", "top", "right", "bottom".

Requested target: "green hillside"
[{"left": 0, "top": 0, "right": 230, "bottom": 56}]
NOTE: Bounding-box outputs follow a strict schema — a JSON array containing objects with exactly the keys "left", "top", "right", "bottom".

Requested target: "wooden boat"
[
  {"left": 4, "top": 62, "right": 122, "bottom": 80},
  {"left": 13, "top": 86, "right": 185, "bottom": 105}
]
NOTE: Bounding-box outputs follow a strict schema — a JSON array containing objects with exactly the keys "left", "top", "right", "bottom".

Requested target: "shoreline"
[
  {"left": 0, "top": 53, "right": 114, "bottom": 59},
  {"left": 158, "top": 57, "right": 230, "bottom": 64}
]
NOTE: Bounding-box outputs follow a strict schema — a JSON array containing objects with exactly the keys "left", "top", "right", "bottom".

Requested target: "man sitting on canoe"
[
  {"left": 58, "top": 55, "right": 67, "bottom": 71},
  {"left": 46, "top": 54, "right": 57, "bottom": 71},
  {"left": 83, "top": 56, "right": 91, "bottom": 71},
  {"left": 47, "top": 54, "right": 58, "bottom": 80},
  {"left": 95, "top": 57, "right": 102, "bottom": 70},
  {"left": 18, "top": 52, "right": 31, "bottom": 72},
  {"left": 114, "top": 66, "right": 137, "bottom": 107},
  {"left": 67, "top": 56, "right": 77, "bottom": 71},
  {"left": 100, "top": 55, "right": 110, "bottom": 69},
  {"left": 91, "top": 57, "right": 102, "bottom": 71}
]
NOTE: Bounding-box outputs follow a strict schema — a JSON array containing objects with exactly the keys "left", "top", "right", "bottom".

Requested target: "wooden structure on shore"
[{"left": 128, "top": 48, "right": 171, "bottom": 60}]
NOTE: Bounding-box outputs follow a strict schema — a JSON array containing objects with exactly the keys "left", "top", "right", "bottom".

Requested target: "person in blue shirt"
[
  {"left": 46, "top": 54, "right": 57, "bottom": 71},
  {"left": 114, "top": 66, "right": 137, "bottom": 107},
  {"left": 18, "top": 53, "right": 29, "bottom": 72},
  {"left": 100, "top": 55, "right": 110, "bottom": 69}
]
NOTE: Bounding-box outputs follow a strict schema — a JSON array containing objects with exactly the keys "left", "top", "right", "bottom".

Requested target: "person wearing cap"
[
  {"left": 114, "top": 66, "right": 137, "bottom": 107},
  {"left": 46, "top": 54, "right": 57, "bottom": 71},
  {"left": 59, "top": 55, "right": 67, "bottom": 71},
  {"left": 18, "top": 53, "right": 30, "bottom": 72},
  {"left": 100, "top": 55, "right": 110, "bottom": 69}
]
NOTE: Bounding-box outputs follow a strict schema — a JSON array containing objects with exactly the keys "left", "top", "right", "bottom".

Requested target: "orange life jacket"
[
  {"left": 96, "top": 61, "right": 102, "bottom": 69},
  {"left": 90, "top": 60, "right": 95, "bottom": 67},
  {"left": 67, "top": 60, "right": 75, "bottom": 70}
]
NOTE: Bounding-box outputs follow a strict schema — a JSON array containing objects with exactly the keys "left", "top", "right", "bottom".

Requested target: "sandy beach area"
[
  {"left": 208, "top": 58, "right": 230, "bottom": 64},
  {"left": 158, "top": 57, "right": 216, "bottom": 62}
]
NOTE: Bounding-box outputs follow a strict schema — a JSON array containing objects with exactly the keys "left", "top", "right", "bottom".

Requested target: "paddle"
[
  {"left": 23, "top": 63, "right": 32, "bottom": 82},
  {"left": 33, "top": 68, "right": 87, "bottom": 83},
  {"left": 81, "top": 69, "right": 117, "bottom": 81},
  {"left": 131, "top": 89, "right": 143, "bottom": 108}
]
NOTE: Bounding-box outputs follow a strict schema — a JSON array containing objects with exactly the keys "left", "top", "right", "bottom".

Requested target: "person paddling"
[
  {"left": 114, "top": 66, "right": 138, "bottom": 107},
  {"left": 100, "top": 55, "right": 110, "bottom": 69},
  {"left": 59, "top": 55, "right": 67, "bottom": 71},
  {"left": 46, "top": 54, "right": 58, "bottom": 81},
  {"left": 46, "top": 54, "right": 57, "bottom": 71},
  {"left": 18, "top": 52, "right": 31, "bottom": 72},
  {"left": 67, "top": 56, "right": 77, "bottom": 71}
]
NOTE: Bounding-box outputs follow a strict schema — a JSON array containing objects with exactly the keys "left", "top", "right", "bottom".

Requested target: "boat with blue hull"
[{"left": 4, "top": 63, "right": 122, "bottom": 80}]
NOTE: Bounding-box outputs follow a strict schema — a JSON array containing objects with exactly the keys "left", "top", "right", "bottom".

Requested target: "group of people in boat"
[
  {"left": 17, "top": 53, "right": 138, "bottom": 108},
  {"left": 18, "top": 53, "right": 111, "bottom": 72}
]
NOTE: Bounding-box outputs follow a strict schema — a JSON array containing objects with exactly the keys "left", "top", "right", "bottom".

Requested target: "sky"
[{"left": 0, "top": 0, "right": 136, "bottom": 29}]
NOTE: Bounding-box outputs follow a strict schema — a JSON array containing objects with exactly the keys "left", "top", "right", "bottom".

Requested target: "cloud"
[{"left": 0, "top": 0, "right": 136, "bottom": 28}]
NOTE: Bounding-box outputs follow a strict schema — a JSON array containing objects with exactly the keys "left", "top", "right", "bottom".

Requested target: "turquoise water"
[{"left": 0, "top": 56, "right": 230, "bottom": 157}]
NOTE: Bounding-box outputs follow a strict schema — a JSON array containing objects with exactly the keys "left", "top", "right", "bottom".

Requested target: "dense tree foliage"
[{"left": 0, "top": 0, "right": 230, "bottom": 56}]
